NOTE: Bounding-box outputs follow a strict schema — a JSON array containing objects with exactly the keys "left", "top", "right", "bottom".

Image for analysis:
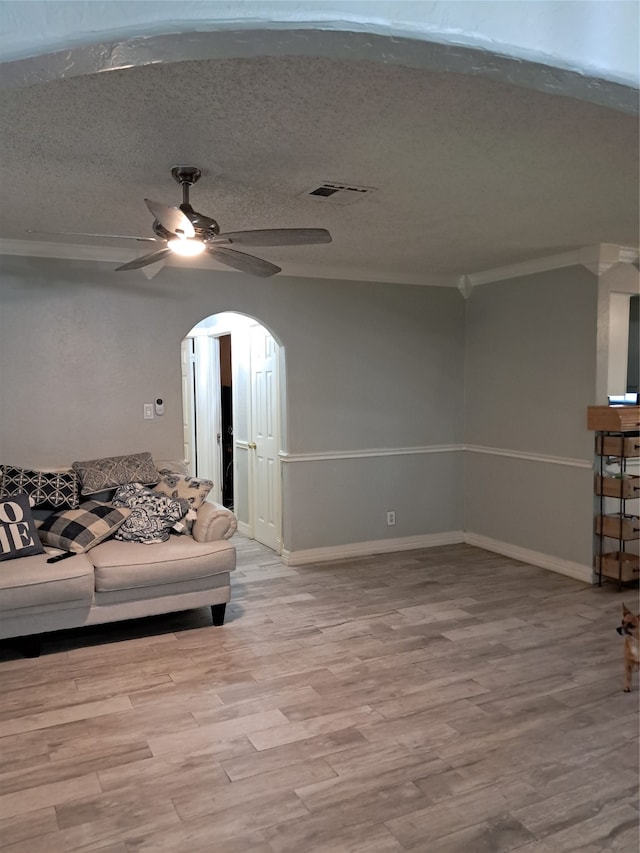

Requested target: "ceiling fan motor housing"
[{"left": 179, "top": 204, "right": 220, "bottom": 238}]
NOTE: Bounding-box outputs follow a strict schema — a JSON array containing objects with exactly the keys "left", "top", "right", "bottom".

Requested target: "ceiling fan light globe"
[{"left": 168, "top": 237, "right": 205, "bottom": 257}]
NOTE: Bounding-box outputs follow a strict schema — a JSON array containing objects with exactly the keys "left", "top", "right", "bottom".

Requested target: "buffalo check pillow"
[{"left": 38, "top": 501, "right": 131, "bottom": 554}]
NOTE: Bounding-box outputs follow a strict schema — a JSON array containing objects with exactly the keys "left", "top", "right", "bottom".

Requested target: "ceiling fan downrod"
[{"left": 171, "top": 165, "right": 201, "bottom": 207}]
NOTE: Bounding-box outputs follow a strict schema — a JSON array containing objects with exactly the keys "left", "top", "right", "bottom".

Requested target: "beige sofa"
[{"left": 0, "top": 498, "right": 237, "bottom": 646}]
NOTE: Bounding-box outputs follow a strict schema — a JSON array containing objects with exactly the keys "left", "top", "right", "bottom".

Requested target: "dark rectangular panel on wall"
[{"left": 627, "top": 294, "right": 639, "bottom": 394}]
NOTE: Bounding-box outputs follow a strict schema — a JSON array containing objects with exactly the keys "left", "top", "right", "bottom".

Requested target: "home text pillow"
[
  {"left": 72, "top": 452, "right": 160, "bottom": 496},
  {"left": 38, "top": 501, "right": 131, "bottom": 554},
  {"left": 0, "top": 493, "right": 46, "bottom": 561},
  {"left": 112, "top": 483, "right": 188, "bottom": 544},
  {"left": 0, "top": 465, "right": 79, "bottom": 509}
]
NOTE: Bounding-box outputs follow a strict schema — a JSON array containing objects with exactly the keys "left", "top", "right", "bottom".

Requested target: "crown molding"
[
  {"left": 0, "top": 238, "right": 132, "bottom": 264},
  {"left": 0, "top": 237, "right": 458, "bottom": 286},
  {"left": 578, "top": 243, "right": 639, "bottom": 275},
  {"left": 460, "top": 243, "right": 639, "bottom": 290},
  {"left": 1, "top": 237, "right": 637, "bottom": 287},
  {"left": 0, "top": 237, "right": 225, "bottom": 274}
]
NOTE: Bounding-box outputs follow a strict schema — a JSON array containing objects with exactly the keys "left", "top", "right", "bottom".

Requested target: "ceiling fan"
[{"left": 29, "top": 166, "right": 332, "bottom": 278}]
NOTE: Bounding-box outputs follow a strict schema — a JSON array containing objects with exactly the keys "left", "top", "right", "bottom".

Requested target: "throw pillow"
[
  {"left": 112, "top": 483, "right": 189, "bottom": 544},
  {"left": 153, "top": 470, "right": 213, "bottom": 510},
  {"left": 0, "top": 493, "right": 46, "bottom": 561},
  {"left": 72, "top": 452, "right": 160, "bottom": 496},
  {"left": 38, "top": 501, "right": 132, "bottom": 554},
  {"left": 0, "top": 465, "right": 79, "bottom": 509},
  {"left": 153, "top": 470, "right": 213, "bottom": 534}
]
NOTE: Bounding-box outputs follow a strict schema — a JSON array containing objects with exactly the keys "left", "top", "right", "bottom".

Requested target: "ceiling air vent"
[{"left": 300, "top": 181, "right": 377, "bottom": 205}]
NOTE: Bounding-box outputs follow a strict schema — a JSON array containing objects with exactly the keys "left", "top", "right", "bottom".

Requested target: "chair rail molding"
[
  {"left": 465, "top": 445, "right": 592, "bottom": 469},
  {"left": 280, "top": 444, "right": 591, "bottom": 468},
  {"left": 279, "top": 444, "right": 460, "bottom": 463}
]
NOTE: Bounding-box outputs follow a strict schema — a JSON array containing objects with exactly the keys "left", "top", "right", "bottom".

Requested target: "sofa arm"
[{"left": 192, "top": 500, "right": 237, "bottom": 542}]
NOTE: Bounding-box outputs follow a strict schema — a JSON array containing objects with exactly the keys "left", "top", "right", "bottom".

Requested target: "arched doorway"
[{"left": 182, "top": 312, "right": 284, "bottom": 554}]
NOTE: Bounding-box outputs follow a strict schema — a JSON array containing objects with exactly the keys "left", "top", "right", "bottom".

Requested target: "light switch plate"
[{"left": 143, "top": 403, "right": 154, "bottom": 420}]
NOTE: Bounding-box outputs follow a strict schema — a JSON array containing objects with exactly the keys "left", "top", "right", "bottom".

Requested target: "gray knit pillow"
[{"left": 72, "top": 452, "right": 159, "bottom": 496}]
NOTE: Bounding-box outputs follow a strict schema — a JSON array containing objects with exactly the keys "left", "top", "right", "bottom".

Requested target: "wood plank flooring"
[{"left": 0, "top": 539, "right": 638, "bottom": 853}]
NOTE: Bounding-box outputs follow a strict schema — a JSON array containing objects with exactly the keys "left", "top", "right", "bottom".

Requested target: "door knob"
[{"left": 248, "top": 442, "right": 257, "bottom": 450}]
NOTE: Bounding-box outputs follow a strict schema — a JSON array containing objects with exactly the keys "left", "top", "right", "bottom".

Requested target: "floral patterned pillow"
[
  {"left": 152, "top": 470, "right": 213, "bottom": 510},
  {"left": 112, "top": 483, "right": 188, "bottom": 544}
]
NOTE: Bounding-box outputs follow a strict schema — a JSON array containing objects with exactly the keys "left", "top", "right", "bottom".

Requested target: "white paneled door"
[
  {"left": 180, "top": 338, "right": 196, "bottom": 472},
  {"left": 193, "top": 335, "right": 223, "bottom": 504},
  {"left": 250, "top": 324, "right": 281, "bottom": 552}
]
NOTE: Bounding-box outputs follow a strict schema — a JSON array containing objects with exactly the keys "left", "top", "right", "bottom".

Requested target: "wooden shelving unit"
[{"left": 587, "top": 406, "right": 640, "bottom": 588}]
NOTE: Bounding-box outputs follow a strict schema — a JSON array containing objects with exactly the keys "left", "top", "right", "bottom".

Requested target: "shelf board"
[{"left": 587, "top": 405, "right": 640, "bottom": 432}]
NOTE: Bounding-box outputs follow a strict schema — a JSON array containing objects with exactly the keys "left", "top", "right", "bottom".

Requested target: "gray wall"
[
  {"left": 0, "top": 255, "right": 601, "bottom": 567},
  {"left": 0, "top": 255, "right": 465, "bottom": 553},
  {"left": 283, "top": 451, "right": 463, "bottom": 552},
  {"left": 464, "top": 266, "right": 599, "bottom": 568}
]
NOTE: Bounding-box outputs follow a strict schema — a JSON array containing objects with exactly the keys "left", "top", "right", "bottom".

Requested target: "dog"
[{"left": 616, "top": 603, "right": 639, "bottom": 692}]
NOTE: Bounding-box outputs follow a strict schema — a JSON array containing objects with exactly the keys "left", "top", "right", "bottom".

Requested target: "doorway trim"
[{"left": 182, "top": 312, "right": 285, "bottom": 554}]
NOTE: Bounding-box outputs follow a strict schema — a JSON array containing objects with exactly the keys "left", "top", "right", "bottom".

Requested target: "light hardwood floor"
[{"left": 0, "top": 539, "right": 638, "bottom": 853}]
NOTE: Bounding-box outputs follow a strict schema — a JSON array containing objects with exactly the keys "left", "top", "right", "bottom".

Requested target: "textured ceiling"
[{"left": 0, "top": 54, "right": 638, "bottom": 283}]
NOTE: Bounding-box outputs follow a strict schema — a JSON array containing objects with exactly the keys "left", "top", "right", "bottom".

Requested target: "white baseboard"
[
  {"left": 237, "top": 520, "right": 251, "bottom": 537},
  {"left": 464, "top": 532, "right": 594, "bottom": 584},
  {"left": 280, "top": 529, "right": 593, "bottom": 583},
  {"left": 281, "top": 531, "right": 465, "bottom": 566}
]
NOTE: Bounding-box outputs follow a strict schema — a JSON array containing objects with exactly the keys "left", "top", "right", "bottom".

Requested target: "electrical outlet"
[
  {"left": 386, "top": 510, "right": 396, "bottom": 526},
  {"left": 143, "top": 403, "right": 154, "bottom": 420}
]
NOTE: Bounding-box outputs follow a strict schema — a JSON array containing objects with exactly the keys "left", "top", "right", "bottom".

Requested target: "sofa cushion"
[
  {"left": 72, "top": 452, "right": 160, "bottom": 496},
  {"left": 38, "top": 501, "right": 131, "bottom": 553},
  {"left": 0, "top": 465, "right": 79, "bottom": 509},
  {"left": 0, "top": 551, "right": 94, "bottom": 611},
  {"left": 112, "top": 483, "right": 188, "bottom": 544},
  {"left": 0, "top": 493, "right": 45, "bottom": 562},
  {"left": 90, "top": 537, "right": 236, "bottom": 592}
]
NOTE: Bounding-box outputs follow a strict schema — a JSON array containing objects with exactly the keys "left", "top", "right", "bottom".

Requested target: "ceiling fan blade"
[
  {"left": 27, "top": 230, "right": 157, "bottom": 242},
  {"left": 216, "top": 228, "right": 332, "bottom": 247},
  {"left": 144, "top": 199, "right": 195, "bottom": 238},
  {"left": 115, "top": 247, "right": 172, "bottom": 271},
  {"left": 207, "top": 246, "right": 281, "bottom": 278}
]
